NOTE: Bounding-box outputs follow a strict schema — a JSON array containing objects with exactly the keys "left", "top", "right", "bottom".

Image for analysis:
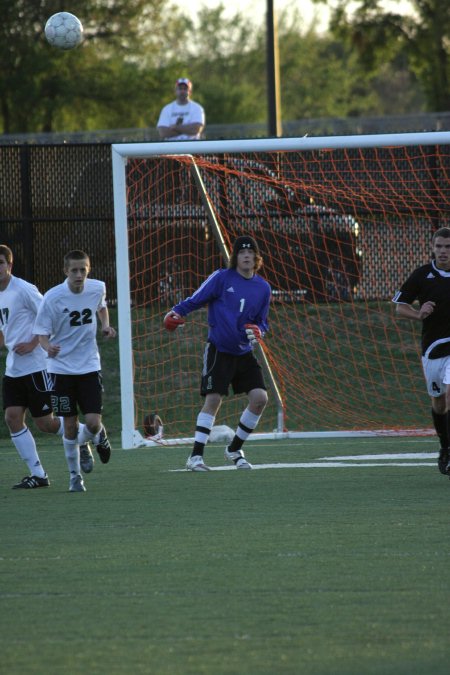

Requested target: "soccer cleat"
[
  {"left": 438, "top": 448, "right": 449, "bottom": 475},
  {"left": 80, "top": 442, "right": 94, "bottom": 473},
  {"left": 224, "top": 447, "right": 252, "bottom": 469},
  {"left": 12, "top": 475, "right": 50, "bottom": 489},
  {"left": 69, "top": 474, "right": 86, "bottom": 492},
  {"left": 96, "top": 426, "right": 111, "bottom": 464},
  {"left": 186, "top": 455, "right": 211, "bottom": 472}
]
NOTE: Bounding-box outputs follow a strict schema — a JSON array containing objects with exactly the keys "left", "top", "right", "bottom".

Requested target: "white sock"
[
  {"left": 11, "top": 427, "right": 47, "bottom": 478},
  {"left": 235, "top": 408, "right": 261, "bottom": 442},
  {"left": 77, "top": 422, "right": 95, "bottom": 445},
  {"left": 194, "top": 412, "right": 215, "bottom": 445},
  {"left": 93, "top": 425, "right": 105, "bottom": 445},
  {"left": 55, "top": 417, "right": 64, "bottom": 437},
  {"left": 63, "top": 437, "right": 80, "bottom": 475}
]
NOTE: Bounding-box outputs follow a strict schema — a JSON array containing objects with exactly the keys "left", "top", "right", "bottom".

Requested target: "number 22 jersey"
[{"left": 34, "top": 278, "right": 107, "bottom": 375}]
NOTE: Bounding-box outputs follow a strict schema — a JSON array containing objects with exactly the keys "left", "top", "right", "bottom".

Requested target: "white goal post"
[{"left": 112, "top": 131, "right": 450, "bottom": 449}]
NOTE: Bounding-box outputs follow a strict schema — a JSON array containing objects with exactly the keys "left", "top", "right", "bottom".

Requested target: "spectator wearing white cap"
[{"left": 157, "top": 78, "right": 205, "bottom": 141}]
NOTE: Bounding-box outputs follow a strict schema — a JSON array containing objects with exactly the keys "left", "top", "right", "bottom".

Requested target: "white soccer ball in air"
[{"left": 45, "top": 12, "right": 84, "bottom": 50}]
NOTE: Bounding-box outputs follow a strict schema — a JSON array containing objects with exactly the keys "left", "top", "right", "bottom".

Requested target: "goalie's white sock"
[
  {"left": 63, "top": 437, "right": 81, "bottom": 475},
  {"left": 11, "top": 427, "right": 47, "bottom": 478},
  {"left": 229, "top": 408, "right": 261, "bottom": 452},
  {"left": 191, "top": 412, "right": 215, "bottom": 457}
]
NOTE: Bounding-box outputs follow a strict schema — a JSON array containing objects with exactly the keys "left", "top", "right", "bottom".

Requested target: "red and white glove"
[
  {"left": 245, "top": 323, "right": 262, "bottom": 346},
  {"left": 163, "top": 311, "right": 185, "bottom": 332}
]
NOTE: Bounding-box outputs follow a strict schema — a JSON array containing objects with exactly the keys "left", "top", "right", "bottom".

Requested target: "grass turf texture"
[{"left": 1, "top": 435, "right": 449, "bottom": 675}]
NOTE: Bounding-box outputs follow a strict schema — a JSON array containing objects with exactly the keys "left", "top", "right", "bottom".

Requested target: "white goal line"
[{"left": 132, "top": 428, "right": 435, "bottom": 448}]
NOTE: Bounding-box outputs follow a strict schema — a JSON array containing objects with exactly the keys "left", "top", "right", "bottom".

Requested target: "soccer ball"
[{"left": 44, "top": 12, "right": 83, "bottom": 50}]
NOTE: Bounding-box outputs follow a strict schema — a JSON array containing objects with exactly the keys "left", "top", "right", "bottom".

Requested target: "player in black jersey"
[{"left": 393, "top": 227, "right": 450, "bottom": 476}]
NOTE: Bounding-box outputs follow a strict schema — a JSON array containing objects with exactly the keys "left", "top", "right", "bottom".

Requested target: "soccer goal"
[{"left": 112, "top": 131, "right": 450, "bottom": 449}]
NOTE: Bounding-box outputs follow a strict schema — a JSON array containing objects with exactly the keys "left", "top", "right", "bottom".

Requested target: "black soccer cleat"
[
  {"left": 96, "top": 426, "right": 111, "bottom": 464},
  {"left": 438, "top": 448, "right": 449, "bottom": 475},
  {"left": 12, "top": 475, "right": 50, "bottom": 489}
]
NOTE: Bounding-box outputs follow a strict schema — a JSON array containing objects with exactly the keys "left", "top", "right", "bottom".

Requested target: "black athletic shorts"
[
  {"left": 200, "top": 342, "right": 266, "bottom": 397},
  {"left": 2, "top": 371, "right": 55, "bottom": 418},
  {"left": 52, "top": 371, "right": 104, "bottom": 416}
]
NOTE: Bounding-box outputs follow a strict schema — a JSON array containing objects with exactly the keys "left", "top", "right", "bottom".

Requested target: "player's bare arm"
[
  {"left": 38, "top": 334, "right": 61, "bottom": 357},
  {"left": 396, "top": 301, "right": 436, "bottom": 321},
  {"left": 12, "top": 335, "right": 40, "bottom": 355},
  {"left": 98, "top": 307, "right": 117, "bottom": 338}
]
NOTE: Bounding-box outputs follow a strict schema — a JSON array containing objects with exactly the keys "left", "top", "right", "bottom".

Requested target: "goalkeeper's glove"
[
  {"left": 163, "top": 311, "right": 185, "bottom": 332},
  {"left": 245, "top": 323, "right": 262, "bottom": 346}
]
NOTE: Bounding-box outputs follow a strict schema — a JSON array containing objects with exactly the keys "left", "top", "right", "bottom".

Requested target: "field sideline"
[{"left": 1, "top": 434, "right": 449, "bottom": 675}]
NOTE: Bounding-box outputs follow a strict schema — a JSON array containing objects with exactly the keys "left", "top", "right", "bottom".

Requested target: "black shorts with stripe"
[
  {"left": 52, "top": 371, "right": 104, "bottom": 417},
  {"left": 2, "top": 370, "right": 55, "bottom": 418},
  {"left": 200, "top": 342, "right": 266, "bottom": 397}
]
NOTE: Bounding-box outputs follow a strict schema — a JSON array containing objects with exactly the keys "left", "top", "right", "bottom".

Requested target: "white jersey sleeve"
[
  {"left": 34, "top": 278, "right": 107, "bottom": 375},
  {"left": 0, "top": 276, "right": 47, "bottom": 377}
]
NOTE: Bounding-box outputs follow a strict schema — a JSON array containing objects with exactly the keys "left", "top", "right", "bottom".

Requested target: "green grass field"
[
  {"left": 2, "top": 433, "right": 449, "bottom": 675},
  {"left": 1, "top": 307, "right": 448, "bottom": 673}
]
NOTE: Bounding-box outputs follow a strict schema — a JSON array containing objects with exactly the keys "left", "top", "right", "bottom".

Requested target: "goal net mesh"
[{"left": 124, "top": 144, "right": 450, "bottom": 438}]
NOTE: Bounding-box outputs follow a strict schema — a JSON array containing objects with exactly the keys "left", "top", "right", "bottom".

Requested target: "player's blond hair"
[{"left": 63, "top": 250, "right": 90, "bottom": 270}]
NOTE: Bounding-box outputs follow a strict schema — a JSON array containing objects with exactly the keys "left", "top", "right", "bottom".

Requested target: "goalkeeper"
[{"left": 164, "top": 235, "right": 271, "bottom": 471}]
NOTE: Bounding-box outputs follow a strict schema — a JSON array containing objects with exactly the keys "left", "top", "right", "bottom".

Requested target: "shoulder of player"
[
  {"left": 8, "top": 275, "right": 40, "bottom": 293},
  {"left": 254, "top": 272, "right": 271, "bottom": 285},
  {"left": 42, "top": 281, "right": 66, "bottom": 301},
  {"left": 248, "top": 272, "right": 271, "bottom": 292},
  {"left": 84, "top": 278, "right": 105, "bottom": 290},
  {"left": 406, "top": 263, "right": 434, "bottom": 281}
]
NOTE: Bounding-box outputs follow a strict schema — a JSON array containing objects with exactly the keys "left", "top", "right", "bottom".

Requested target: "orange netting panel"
[{"left": 125, "top": 145, "right": 450, "bottom": 437}]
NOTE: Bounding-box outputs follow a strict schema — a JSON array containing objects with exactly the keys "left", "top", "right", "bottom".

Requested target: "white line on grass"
[
  {"left": 320, "top": 453, "right": 438, "bottom": 460},
  {"left": 170, "top": 461, "right": 434, "bottom": 472}
]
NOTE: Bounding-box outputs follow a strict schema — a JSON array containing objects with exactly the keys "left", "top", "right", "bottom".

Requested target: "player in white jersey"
[
  {"left": 157, "top": 78, "right": 205, "bottom": 141},
  {"left": 0, "top": 245, "right": 67, "bottom": 489},
  {"left": 34, "top": 250, "right": 116, "bottom": 492}
]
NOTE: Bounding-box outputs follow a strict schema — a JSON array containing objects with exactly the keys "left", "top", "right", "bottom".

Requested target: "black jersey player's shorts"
[
  {"left": 52, "top": 371, "right": 104, "bottom": 416},
  {"left": 200, "top": 342, "right": 266, "bottom": 397},
  {"left": 2, "top": 371, "right": 55, "bottom": 418}
]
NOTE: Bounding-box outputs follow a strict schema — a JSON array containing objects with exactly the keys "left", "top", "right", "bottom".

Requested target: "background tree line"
[{"left": 0, "top": 0, "right": 448, "bottom": 134}]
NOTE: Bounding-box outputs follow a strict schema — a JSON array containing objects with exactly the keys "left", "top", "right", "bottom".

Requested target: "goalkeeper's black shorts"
[{"left": 200, "top": 342, "right": 266, "bottom": 397}]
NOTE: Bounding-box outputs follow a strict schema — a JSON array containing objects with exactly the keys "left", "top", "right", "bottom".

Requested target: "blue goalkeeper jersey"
[{"left": 172, "top": 268, "right": 271, "bottom": 355}]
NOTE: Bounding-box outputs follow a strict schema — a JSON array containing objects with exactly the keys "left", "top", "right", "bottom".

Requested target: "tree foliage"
[
  {"left": 0, "top": 0, "right": 188, "bottom": 132},
  {"left": 312, "top": 0, "right": 450, "bottom": 111},
  {"left": 0, "top": 0, "right": 439, "bottom": 134}
]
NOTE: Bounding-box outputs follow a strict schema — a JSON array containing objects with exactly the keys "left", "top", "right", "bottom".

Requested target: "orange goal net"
[{"left": 112, "top": 133, "right": 450, "bottom": 447}]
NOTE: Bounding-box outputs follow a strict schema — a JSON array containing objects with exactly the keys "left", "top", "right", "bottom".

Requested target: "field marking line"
[
  {"left": 170, "top": 461, "right": 434, "bottom": 472},
  {"left": 320, "top": 452, "right": 437, "bottom": 460}
]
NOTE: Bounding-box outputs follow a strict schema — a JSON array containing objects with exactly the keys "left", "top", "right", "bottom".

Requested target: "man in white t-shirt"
[
  {"left": 34, "top": 250, "right": 116, "bottom": 493},
  {"left": 157, "top": 78, "right": 205, "bottom": 141},
  {"left": 0, "top": 245, "right": 76, "bottom": 489}
]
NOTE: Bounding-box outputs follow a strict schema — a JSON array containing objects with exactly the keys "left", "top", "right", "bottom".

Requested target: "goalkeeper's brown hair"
[{"left": 228, "top": 235, "right": 263, "bottom": 272}]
